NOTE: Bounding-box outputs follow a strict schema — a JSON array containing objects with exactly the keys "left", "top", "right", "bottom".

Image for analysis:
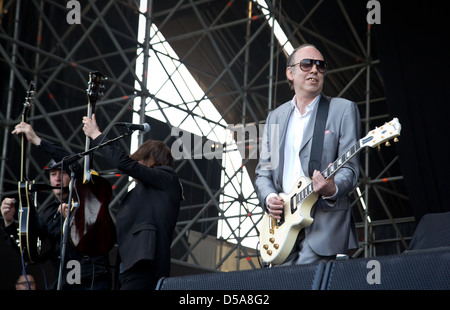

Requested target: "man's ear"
[{"left": 286, "top": 66, "right": 294, "bottom": 83}]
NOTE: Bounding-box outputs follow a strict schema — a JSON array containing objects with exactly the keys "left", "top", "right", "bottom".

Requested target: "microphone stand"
[
  {"left": 56, "top": 165, "right": 76, "bottom": 290},
  {"left": 56, "top": 130, "right": 134, "bottom": 290}
]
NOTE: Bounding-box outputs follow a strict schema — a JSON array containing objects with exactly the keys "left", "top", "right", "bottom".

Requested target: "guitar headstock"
[
  {"left": 22, "top": 81, "right": 36, "bottom": 119},
  {"left": 361, "top": 118, "right": 401, "bottom": 149},
  {"left": 86, "top": 71, "right": 106, "bottom": 107}
]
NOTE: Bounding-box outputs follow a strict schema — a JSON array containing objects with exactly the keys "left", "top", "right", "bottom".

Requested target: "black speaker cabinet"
[
  {"left": 323, "top": 247, "right": 450, "bottom": 290},
  {"left": 157, "top": 261, "right": 325, "bottom": 290},
  {"left": 157, "top": 247, "right": 450, "bottom": 290}
]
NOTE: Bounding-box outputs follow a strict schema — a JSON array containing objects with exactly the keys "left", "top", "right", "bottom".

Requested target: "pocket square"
[{"left": 324, "top": 130, "right": 330, "bottom": 134}]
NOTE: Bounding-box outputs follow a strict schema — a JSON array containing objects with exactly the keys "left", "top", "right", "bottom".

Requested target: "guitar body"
[
  {"left": 259, "top": 176, "right": 317, "bottom": 265},
  {"left": 17, "top": 180, "right": 41, "bottom": 263},
  {"left": 70, "top": 174, "right": 116, "bottom": 255},
  {"left": 68, "top": 71, "right": 116, "bottom": 256}
]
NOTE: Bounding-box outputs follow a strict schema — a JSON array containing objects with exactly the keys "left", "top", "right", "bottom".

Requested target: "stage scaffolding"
[{"left": 0, "top": 0, "right": 412, "bottom": 273}]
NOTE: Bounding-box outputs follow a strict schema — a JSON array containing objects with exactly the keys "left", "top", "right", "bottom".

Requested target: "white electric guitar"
[{"left": 259, "top": 118, "right": 402, "bottom": 265}]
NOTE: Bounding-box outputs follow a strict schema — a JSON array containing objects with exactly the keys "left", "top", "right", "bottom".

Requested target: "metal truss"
[{"left": 0, "top": 0, "right": 412, "bottom": 273}]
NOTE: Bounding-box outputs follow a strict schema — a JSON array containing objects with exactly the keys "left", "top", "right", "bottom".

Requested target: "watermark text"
[
  {"left": 366, "top": 0, "right": 381, "bottom": 24},
  {"left": 66, "top": 0, "right": 81, "bottom": 24}
]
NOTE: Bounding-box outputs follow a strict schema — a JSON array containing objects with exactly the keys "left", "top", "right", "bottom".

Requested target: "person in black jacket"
[
  {"left": 1, "top": 122, "right": 112, "bottom": 290},
  {"left": 82, "top": 114, "right": 182, "bottom": 290}
]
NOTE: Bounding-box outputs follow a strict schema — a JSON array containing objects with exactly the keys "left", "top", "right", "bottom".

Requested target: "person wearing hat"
[{"left": 1, "top": 121, "right": 112, "bottom": 290}]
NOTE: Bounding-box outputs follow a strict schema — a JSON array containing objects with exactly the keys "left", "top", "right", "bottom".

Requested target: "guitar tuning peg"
[
  {"left": 394, "top": 137, "right": 399, "bottom": 143},
  {"left": 385, "top": 141, "right": 391, "bottom": 147}
]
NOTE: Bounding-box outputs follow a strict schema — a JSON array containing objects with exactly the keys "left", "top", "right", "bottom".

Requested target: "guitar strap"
[{"left": 308, "top": 94, "right": 330, "bottom": 177}]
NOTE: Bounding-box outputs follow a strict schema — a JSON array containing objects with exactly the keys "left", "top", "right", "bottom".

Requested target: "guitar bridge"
[{"left": 269, "top": 217, "right": 277, "bottom": 234}]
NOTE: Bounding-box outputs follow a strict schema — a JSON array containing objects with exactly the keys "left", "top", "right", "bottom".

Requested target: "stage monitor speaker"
[
  {"left": 323, "top": 246, "right": 450, "bottom": 290},
  {"left": 157, "top": 262, "right": 325, "bottom": 290},
  {"left": 408, "top": 212, "right": 450, "bottom": 250}
]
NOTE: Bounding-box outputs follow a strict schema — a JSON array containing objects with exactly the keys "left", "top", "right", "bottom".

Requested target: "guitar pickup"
[{"left": 290, "top": 194, "right": 297, "bottom": 213}]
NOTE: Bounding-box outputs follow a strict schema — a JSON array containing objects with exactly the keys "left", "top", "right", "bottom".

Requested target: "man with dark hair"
[{"left": 83, "top": 114, "right": 182, "bottom": 290}]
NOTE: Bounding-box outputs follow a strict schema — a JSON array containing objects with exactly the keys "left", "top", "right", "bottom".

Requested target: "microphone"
[{"left": 114, "top": 122, "right": 151, "bottom": 133}]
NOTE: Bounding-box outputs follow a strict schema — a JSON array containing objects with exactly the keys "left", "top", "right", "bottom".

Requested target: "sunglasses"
[{"left": 290, "top": 59, "right": 328, "bottom": 73}]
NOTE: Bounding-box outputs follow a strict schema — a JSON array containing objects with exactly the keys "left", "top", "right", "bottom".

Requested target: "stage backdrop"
[{"left": 375, "top": 1, "right": 450, "bottom": 221}]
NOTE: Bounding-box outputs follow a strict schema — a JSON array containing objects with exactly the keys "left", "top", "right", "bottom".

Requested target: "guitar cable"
[
  {"left": 20, "top": 252, "right": 32, "bottom": 290},
  {"left": 20, "top": 252, "right": 49, "bottom": 290}
]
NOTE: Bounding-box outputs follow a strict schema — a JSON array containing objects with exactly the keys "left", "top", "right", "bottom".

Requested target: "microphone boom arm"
[{"left": 49, "top": 131, "right": 133, "bottom": 170}]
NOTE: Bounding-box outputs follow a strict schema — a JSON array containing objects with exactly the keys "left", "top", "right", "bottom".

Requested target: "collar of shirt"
[{"left": 290, "top": 94, "right": 320, "bottom": 116}]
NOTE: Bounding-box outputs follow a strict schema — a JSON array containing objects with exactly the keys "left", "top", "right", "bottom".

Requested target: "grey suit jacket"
[{"left": 255, "top": 94, "right": 360, "bottom": 256}]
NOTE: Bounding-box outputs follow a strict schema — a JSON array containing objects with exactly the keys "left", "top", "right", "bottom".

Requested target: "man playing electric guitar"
[
  {"left": 255, "top": 44, "right": 361, "bottom": 265},
  {"left": 1, "top": 122, "right": 112, "bottom": 290}
]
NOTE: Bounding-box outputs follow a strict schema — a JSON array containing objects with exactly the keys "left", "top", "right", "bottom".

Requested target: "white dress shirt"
[
  {"left": 282, "top": 95, "right": 319, "bottom": 193},
  {"left": 265, "top": 94, "right": 338, "bottom": 206}
]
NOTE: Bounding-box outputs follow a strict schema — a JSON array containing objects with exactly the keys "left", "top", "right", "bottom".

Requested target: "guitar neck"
[
  {"left": 298, "top": 139, "right": 362, "bottom": 201},
  {"left": 322, "top": 140, "right": 362, "bottom": 180},
  {"left": 83, "top": 71, "right": 105, "bottom": 184},
  {"left": 20, "top": 129, "right": 26, "bottom": 182},
  {"left": 20, "top": 105, "right": 30, "bottom": 182},
  {"left": 20, "top": 82, "right": 35, "bottom": 182},
  {"left": 83, "top": 102, "right": 94, "bottom": 183}
]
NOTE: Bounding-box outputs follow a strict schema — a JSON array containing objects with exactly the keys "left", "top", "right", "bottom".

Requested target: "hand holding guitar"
[
  {"left": 267, "top": 169, "right": 336, "bottom": 220},
  {"left": 266, "top": 195, "right": 284, "bottom": 220},
  {"left": 57, "top": 203, "right": 69, "bottom": 219},
  {"left": 311, "top": 167, "right": 336, "bottom": 198},
  {"left": 12, "top": 122, "right": 42, "bottom": 146},
  {"left": 1, "top": 198, "right": 16, "bottom": 227},
  {"left": 82, "top": 113, "right": 102, "bottom": 140}
]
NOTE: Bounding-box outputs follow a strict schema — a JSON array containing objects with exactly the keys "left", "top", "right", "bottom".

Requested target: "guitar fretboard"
[{"left": 294, "top": 140, "right": 362, "bottom": 205}]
